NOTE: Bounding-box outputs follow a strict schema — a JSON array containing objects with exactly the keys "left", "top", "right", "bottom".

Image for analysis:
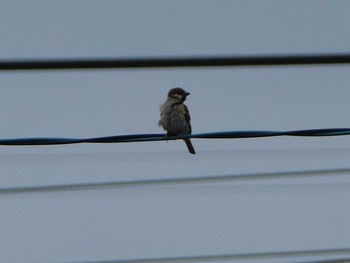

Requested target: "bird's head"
[{"left": 167, "top": 87, "right": 190, "bottom": 102}]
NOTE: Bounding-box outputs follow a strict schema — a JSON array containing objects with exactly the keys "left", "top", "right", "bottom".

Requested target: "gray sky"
[{"left": 1, "top": 1, "right": 350, "bottom": 262}]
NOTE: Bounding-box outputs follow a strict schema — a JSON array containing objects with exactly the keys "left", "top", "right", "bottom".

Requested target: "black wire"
[
  {"left": 1, "top": 167, "right": 349, "bottom": 195},
  {"left": 296, "top": 257, "right": 350, "bottom": 263},
  {"left": 58, "top": 247, "right": 350, "bottom": 263},
  {"left": 0, "top": 53, "right": 350, "bottom": 71},
  {"left": 0, "top": 128, "right": 350, "bottom": 146}
]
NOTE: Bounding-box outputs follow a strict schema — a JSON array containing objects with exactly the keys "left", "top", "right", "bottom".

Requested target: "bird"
[{"left": 158, "top": 87, "right": 196, "bottom": 154}]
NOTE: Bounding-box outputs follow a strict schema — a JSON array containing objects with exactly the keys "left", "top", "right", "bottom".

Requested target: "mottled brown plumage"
[{"left": 159, "top": 87, "right": 195, "bottom": 154}]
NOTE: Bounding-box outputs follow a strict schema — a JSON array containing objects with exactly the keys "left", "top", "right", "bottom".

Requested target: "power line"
[
  {"left": 0, "top": 53, "right": 350, "bottom": 71},
  {"left": 1, "top": 128, "right": 350, "bottom": 146},
  {"left": 297, "top": 257, "right": 350, "bottom": 263},
  {"left": 1, "top": 167, "right": 349, "bottom": 195},
  {"left": 59, "top": 247, "right": 350, "bottom": 263}
]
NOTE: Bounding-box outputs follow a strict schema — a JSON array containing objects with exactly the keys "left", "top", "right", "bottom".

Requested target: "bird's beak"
[{"left": 184, "top": 92, "right": 190, "bottom": 96}]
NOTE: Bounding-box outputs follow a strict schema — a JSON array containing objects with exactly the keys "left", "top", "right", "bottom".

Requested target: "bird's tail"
[{"left": 183, "top": 139, "right": 196, "bottom": 154}]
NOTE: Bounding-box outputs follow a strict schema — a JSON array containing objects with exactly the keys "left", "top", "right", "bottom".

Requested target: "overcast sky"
[{"left": 1, "top": 1, "right": 350, "bottom": 263}]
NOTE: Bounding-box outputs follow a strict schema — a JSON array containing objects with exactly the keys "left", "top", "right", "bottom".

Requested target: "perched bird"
[{"left": 158, "top": 87, "right": 196, "bottom": 154}]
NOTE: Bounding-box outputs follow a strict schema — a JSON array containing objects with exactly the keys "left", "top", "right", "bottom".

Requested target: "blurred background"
[{"left": 1, "top": 1, "right": 350, "bottom": 262}]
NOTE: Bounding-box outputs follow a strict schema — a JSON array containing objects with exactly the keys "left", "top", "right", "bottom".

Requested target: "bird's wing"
[{"left": 183, "top": 104, "right": 192, "bottom": 134}]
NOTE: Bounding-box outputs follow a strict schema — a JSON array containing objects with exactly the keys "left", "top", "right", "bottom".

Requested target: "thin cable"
[
  {"left": 296, "top": 257, "right": 350, "bottom": 263},
  {"left": 0, "top": 53, "right": 350, "bottom": 71},
  {"left": 1, "top": 128, "right": 350, "bottom": 146},
  {"left": 59, "top": 247, "right": 350, "bottom": 263},
  {"left": 1, "top": 167, "right": 349, "bottom": 195}
]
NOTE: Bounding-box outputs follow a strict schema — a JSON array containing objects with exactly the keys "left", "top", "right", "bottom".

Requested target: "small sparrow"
[{"left": 158, "top": 87, "right": 196, "bottom": 154}]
